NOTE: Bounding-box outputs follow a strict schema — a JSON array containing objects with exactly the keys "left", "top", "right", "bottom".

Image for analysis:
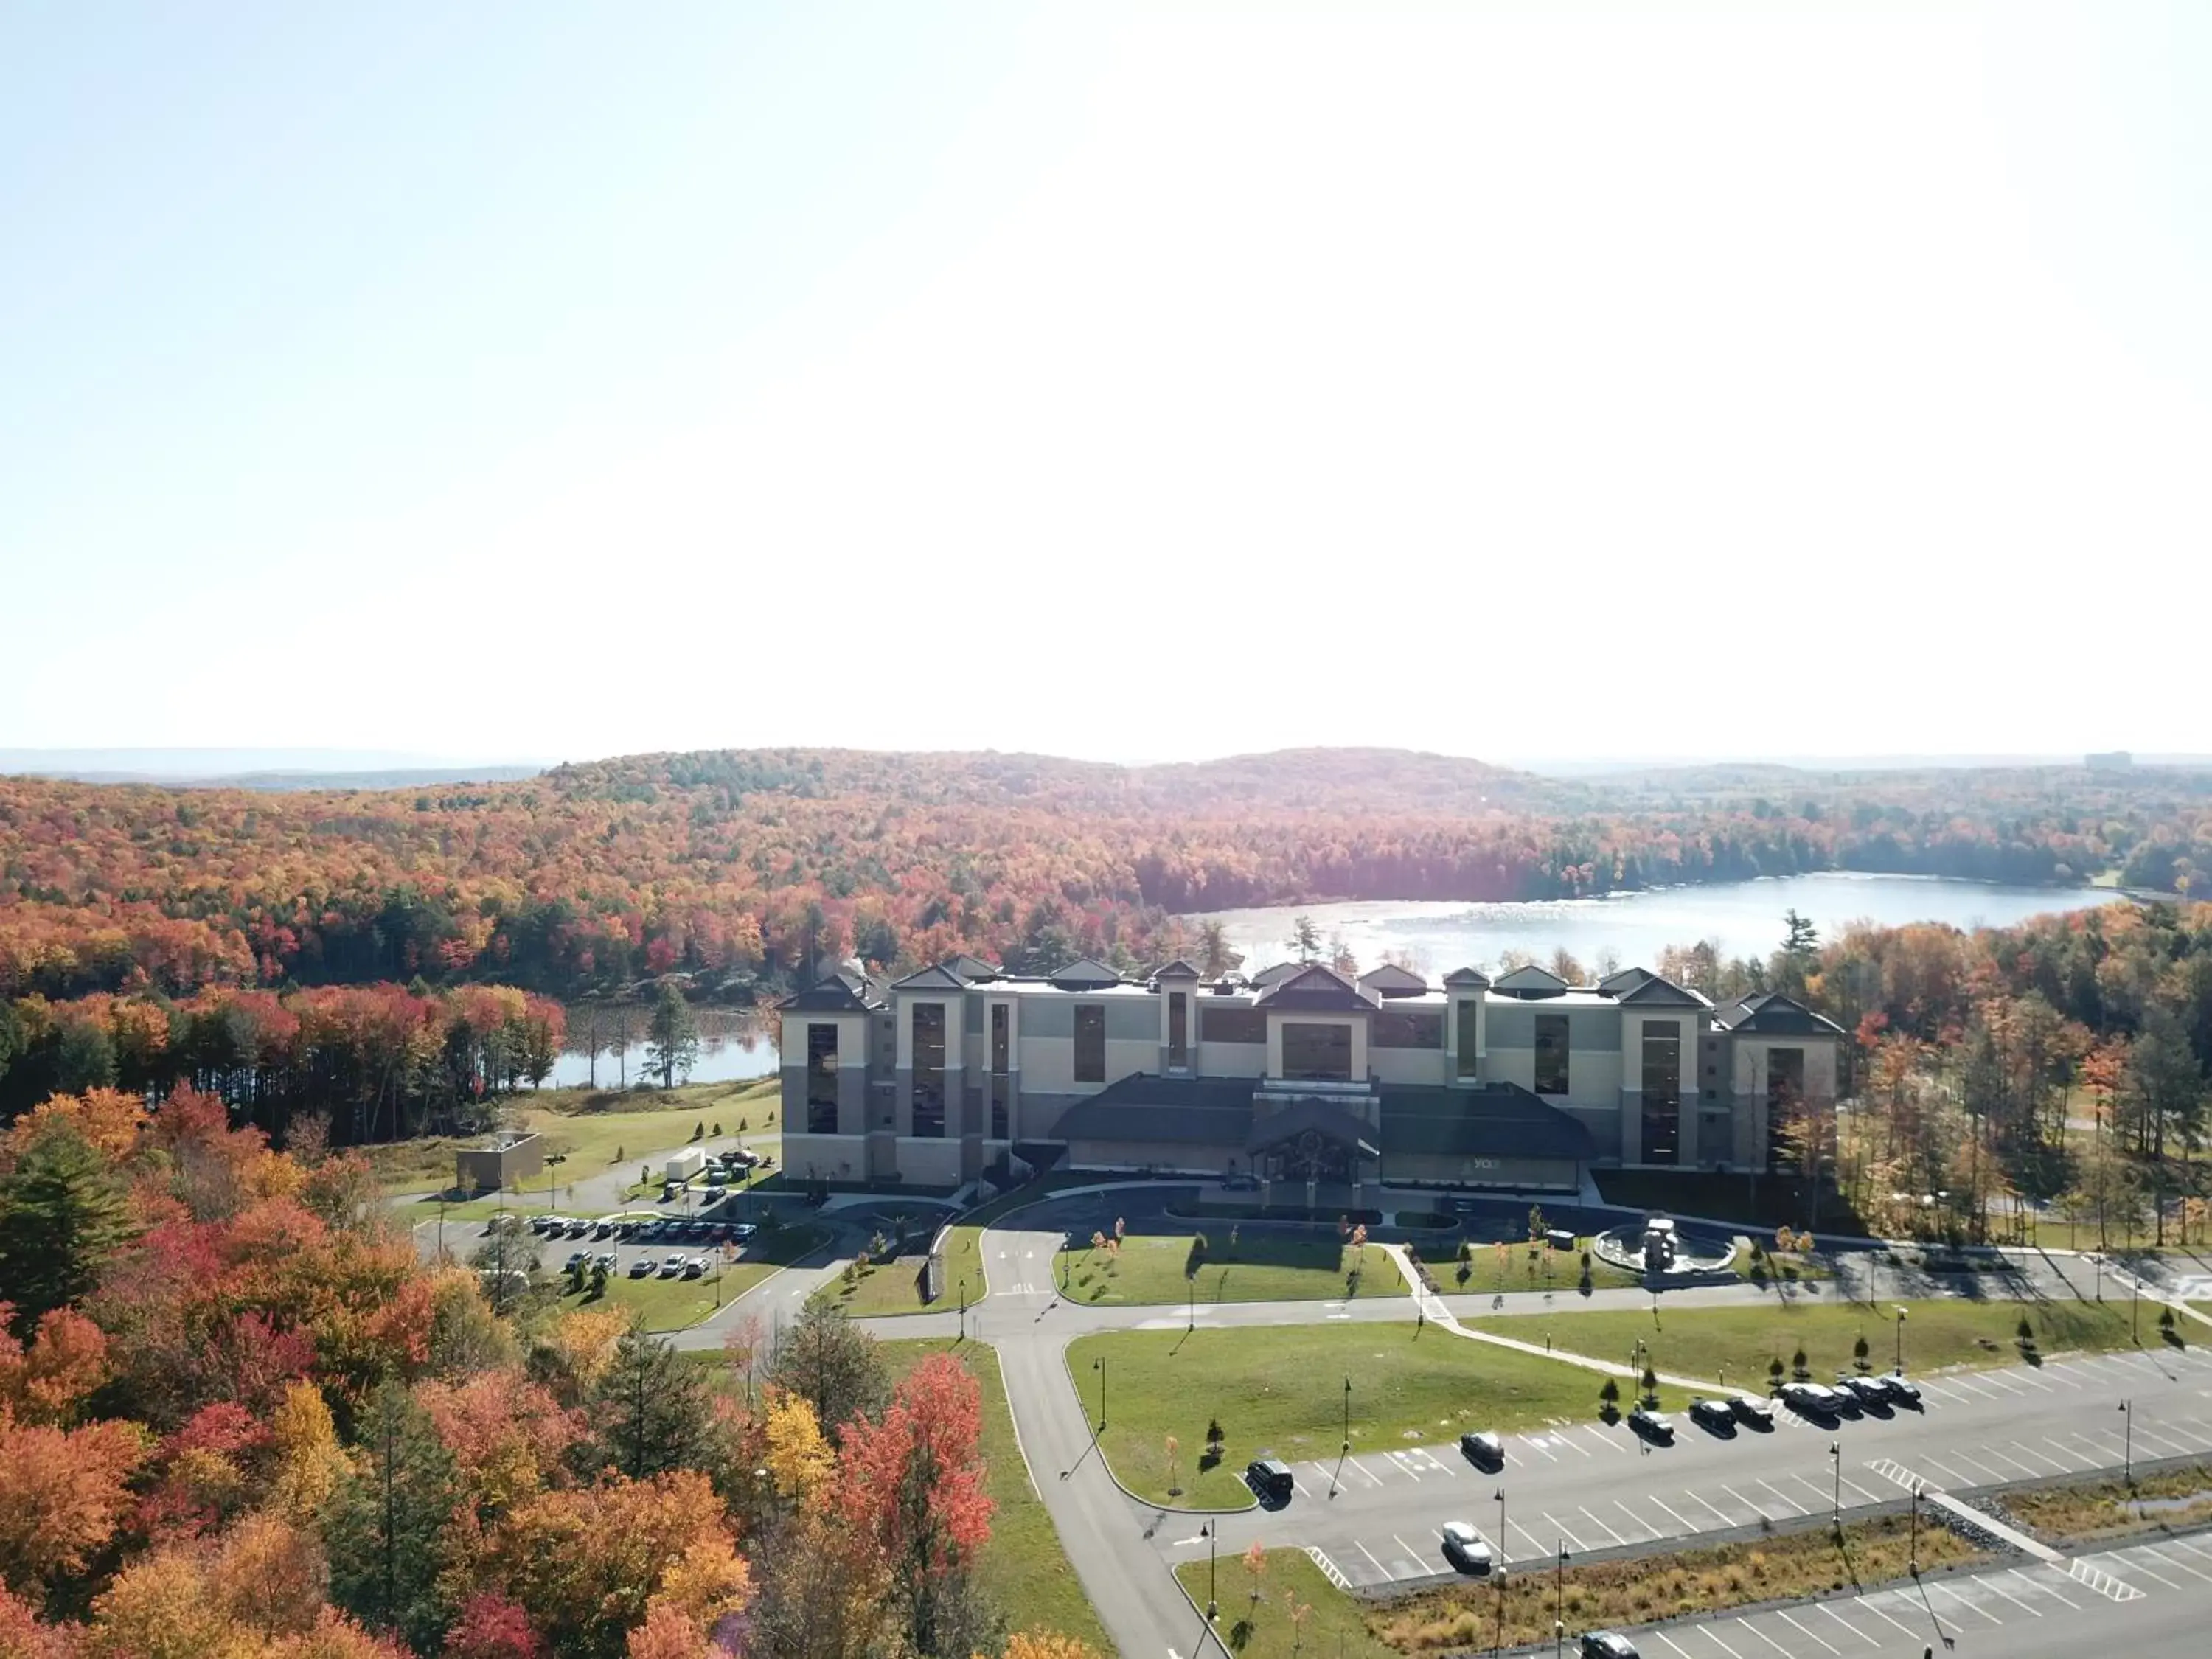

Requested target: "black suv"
[{"left": 1246, "top": 1458, "right": 1295, "bottom": 1504}]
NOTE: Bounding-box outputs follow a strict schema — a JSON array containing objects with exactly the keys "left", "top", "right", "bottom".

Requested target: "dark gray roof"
[
  {"left": 1611, "top": 973, "right": 1708, "bottom": 1009},
  {"left": 1049, "top": 957, "right": 1123, "bottom": 990},
  {"left": 1599, "top": 967, "right": 1655, "bottom": 995},
  {"left": 1054, "top": 1074, "right": 1256, "bottom": 1147},
  {"left": 1443, "top": 966, "right": 1492, "bottom": 987},
  {"left": 1151, "top": 959, "right": 1202, "bottom": 980},
  {"left": 942, "top": 953, "right": 999, "bottom": 982},
  {"left": 890, "top": 963, "right": 970, "bottom": 992},
  {"left": 1492, "top": 964, "right": 1569, "bottom": 998},
  {"left": 1378, "top": 1084, "right": 1594, "bottom": 1162},
  {"left": 778, "top": 970, "right": 883, "bottom": 1012},
  {"left": 1357, "top": 964, "right": 1430, "bottom": 999},
  {"left": 1250, "top": 961, "right": 1306, "bottom": 988},
  {"left": 1252, "top": 964, "right": 1379, "bottom": 1013},
  {"left": 1246, "top": 1099, "right": 1380, "bottom": 1158},
  {"left": 1712, "top": 992, "right": 1844, "bottom": 1037}
]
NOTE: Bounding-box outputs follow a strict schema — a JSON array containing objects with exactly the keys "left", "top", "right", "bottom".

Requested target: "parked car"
[
  {"left": 566, "top": 1219, "right": 591, "bottom": 1238},
  {"left": 1582, "top": 1634, "right": 1641, "bottom": 1659},
  {"left": 661, "top": 1183, "right": 683, "bottom": 1203},
  {"left": 593, "top": 1252, "right": 616, "bottom": 1271},
  {"left": 563, "top": 1251, "right": 588, "bottom": 1270},
  {"left": 529, "top": 1215, "right": 556, "bottom": 1234},
  {"left": 656, "top": 1258, "right": 684, "bottom": 1279},
  {"left": 1246, "top": 1458, "right": 1295, "bottom": 1504},
  {"left": 705, "top": 1169, "right": 729, "bottom": 1187},
  {"left": 682, "top": 1257, "right": 706, "bottom": 1280},
  {"left": 1840, "top": 1376, "right": 1892, "bottom": 1407},
  {"left": 630, "top": 1257, "right": 655, "bottom": 1278},
  {"left": 1627, "top": 1407, "right": 1675, "bottom": 1444},
  {"left": 1688, "top": 1397, "right": 1735, "bottom": 1433},
  {"left": 1781, "top": 1382, "right": 1842, "bottom": 1416},
  {"left": 592, "top": 1221, "right": 615, "bottom": 1239},
  {"left": 1883, "top": 1374, "right": 1923, "bottom": 1407},
  {"left": 1441, "top": 1520, "right": 1494, "bottom": 1575},
  {"left": 731, "top": 1223, "right": 757, "bottom": 1241},
  {"left": 1728, "top": 1392, "right": 1776, "bottom": 1427},
  {"left": 615, "top": 1221, "right": 639, "bottom": 1239},
  {"left": 1459, "top": 1430, "right": 1506, "bottom": 1470}
]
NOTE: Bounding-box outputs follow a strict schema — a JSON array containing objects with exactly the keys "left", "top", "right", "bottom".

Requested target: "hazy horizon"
[{"left": 5, "top": 3, "right": 2208, "bottom": 762}]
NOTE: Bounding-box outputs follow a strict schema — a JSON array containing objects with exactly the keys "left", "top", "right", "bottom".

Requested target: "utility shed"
[
  {"left": 456, "top": 1132, "right": 543, "bottom": 1194},
  {"left": 664, "top": 1146, "right": 707, "bottom": 1183}
]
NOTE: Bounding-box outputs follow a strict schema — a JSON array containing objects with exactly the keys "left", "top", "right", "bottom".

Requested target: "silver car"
[{"left": 1441, "top": 1520, "right": 1494, "bottom": 1575}]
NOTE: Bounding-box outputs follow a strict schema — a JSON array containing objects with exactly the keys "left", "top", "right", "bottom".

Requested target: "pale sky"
[{"left": 3, "top": 2, "right": 2207, "bottom": 767}]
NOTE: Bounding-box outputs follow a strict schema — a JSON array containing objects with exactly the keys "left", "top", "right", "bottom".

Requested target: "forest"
[
  {"left": 0, "top": 1085, "right": 1077, "bottom": 1658},
  {"left": 3, "top": 747, "right": 2208, "bottom": 1015}
]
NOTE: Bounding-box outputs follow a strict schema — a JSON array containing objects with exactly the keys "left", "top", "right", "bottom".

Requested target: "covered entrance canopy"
[{"left": 1247, "top": 1099, "right": 1379, "bottom": 1185}]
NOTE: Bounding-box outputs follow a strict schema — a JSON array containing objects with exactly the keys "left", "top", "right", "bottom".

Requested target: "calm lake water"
[
  {"left": 1194, "top": 872, "right": 2132, "bottom": 980},
  {"left": 549, "top": 874, "right": 2133, "bottom": 1082}
]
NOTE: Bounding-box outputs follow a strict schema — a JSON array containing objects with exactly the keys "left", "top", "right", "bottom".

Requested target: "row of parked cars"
[
  {"left": 1778, "top": 1373, "right": 1921, "bottom": 1417},
  {"left": 529, "top": 1214, "right": 757, "bottom": 1248},
  {"left": 629, "top": 1253, "right": 714, "bottom": 1280}
]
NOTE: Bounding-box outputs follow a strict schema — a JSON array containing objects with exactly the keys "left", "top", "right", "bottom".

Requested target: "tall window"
[
  {"left": 1074, "top": 1004, "right": 1106, "bottom": 1084},
  {"left": 1533, "top": 1014, "right": 1570, "bottom": 1096},
  {"left": 1640, "top": 1022, "right": 1680, "bottom": 1166},
  {"left": 1374, "top": 1009, "right": 1443, "bottom": 1048},
  {"left": 912, "top": 1004, "right": 946, "bottom": 1138},
  {"left": 1455, "top": 1001, "right": 1481, "bottom": 1079},
  {"left": 805, "top": 1023, "right": 839, "bottom": 1135},
  {"left": 1167, "top": 992, "right": 1189, "bottom": 1068},
  {"left": 990, "top": 1004, "right": 1011, "bottom": 1140},
  {"left": 1200, "top": 1004, "right": 1265, "bottom": 1044},
  {"left": 1281, "top": 1022, "right": 1352, "bottom": 1082}
]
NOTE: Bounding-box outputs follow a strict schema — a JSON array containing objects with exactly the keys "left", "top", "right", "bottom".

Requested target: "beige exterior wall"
[
  {"left": 1265, "top": 1013, "right": 1368, "bottom": 1080},
  {"left": 1444, "top": 993, "right": 1487, "bottom": 1076},
  {"left": 783, "top": 1132, "right": 868, "bottom": 1183},
  {"left": 1199, "top": 1040, "right": 1267, "bottom": 1077},
  {"left": 1729, "top": 1037, "right": 1838, "bottom": 1100},
  {"left": 1621, "top": 1012, "right": 1702, "bottom": 1101},
  {"left": 1370, "top": 1046, "right": 1450, "bottom": 1086},
  {"left": 1486, "top": 1043, "right": 1621, "bottom": 1111}
]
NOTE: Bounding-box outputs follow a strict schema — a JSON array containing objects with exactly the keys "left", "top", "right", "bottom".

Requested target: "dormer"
[
  {"left": 1357, "top": 963, "right": 1430, "bottom": 1000},
  {"left": 1048, "top": 957, "right": 1122, "bottom": 992},
  {"left": 1152, "top": 960, "right": 1200, "bottom": 1070},
  {"left": 1443, "top": 966, "right": 1489, "bottom": 1081},
  {"left": 1492, "top": 963, "right": 1570, "bottom": 999}
]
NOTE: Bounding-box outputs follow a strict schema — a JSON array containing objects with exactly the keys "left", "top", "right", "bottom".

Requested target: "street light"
[
  {"left": 1494, "top": 1488, "right": 1509, "bottom": 1657},
  {"left": 1894, "top": 1307, "right": 1907, "bottom": 1374},
  {"left": 1554, "top": 1542, "right": 1570, "bottom": 1659},
  {"left": 1829, "top": 1441, "right": 1842, "bottom": 1533},
  {"left": 1908, "top": 1486, "right": 1920, "bottom": 1577},
  {"left": 959, "top": 1276, "right": 969, "bottom": 1343},
  {"left": 2119, "top": 1399, "right": 2133, "bottom": 1488},
  {"left": 2132, "top": 1275, "right": 2141, "bottom": 1346},
  {"left": 1202, "top": 1520, "right": 1217, "bottom": 1621},
  {"left": 1093, "top": 1355, "right": 1107, "bottom": 1433}
]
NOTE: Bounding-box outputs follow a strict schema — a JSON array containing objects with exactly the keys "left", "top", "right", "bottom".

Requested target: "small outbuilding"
[{"left": 456, "top": 1131, "right": 544, "bottom": 1194}]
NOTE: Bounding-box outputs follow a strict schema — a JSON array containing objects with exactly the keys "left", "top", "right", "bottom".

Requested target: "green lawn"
[
  {"left": 877, "top": 1339, "right": 1111, "bottom": 1652},
  {"left": 1430, "top": 1239, "right": 1641, "bottom": 1295},
  {"left": 1055, "top": 1235, "right": 1397, "bottom": 1306},
  {"left": 1180, "top": 1551, "right": 1393, "bottom": 1659},
  {"left": 1467, "top": 1296, "right": 2149, "bottom": 1391},
  {"left": 559, "top": 1223, "right": 827, "bottom": 1331},
  {"left": 1065, "top": 1324, "right": 1686, "bottom": 1509},
  {"left": 814, "top": 1222, "right": 984, "bottom": 1318}
]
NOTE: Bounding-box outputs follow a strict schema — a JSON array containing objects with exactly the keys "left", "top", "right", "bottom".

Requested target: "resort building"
[{"left": 776, "top": 957, "right": 1842, "bottom": 1194}]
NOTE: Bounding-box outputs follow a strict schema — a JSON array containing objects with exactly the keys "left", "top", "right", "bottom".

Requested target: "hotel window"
[
  {"left": 1281, "top": 1022, "right": 1352, "bottom": 1082},
  {"left": 1167, "top": 992, "right": 1189, "bottom": 1068},
  {"left": 1533, "top": 1014, "right": 1570, "bottom": 1095},
  {"left": 912, "top": 1004, "right": 946, "bottom": 1138},
  {"left": 1455, "top": 1001, "right": 1481, "bottom": 1079},
  {"left": 1074, "top": 1004, "right": 1106, "bottom": 1084},
  {"left": 989, "top": 1004, "right": 1011, "bottom": 1140},
  {"left": 1640, "top": 1022, "right": 1681, "bottom": 1166},
  {"left": 1201, "top": 1004, "right": 1265, "bottom": 1044},
  {"left": 805, "top": 1023, "right": 839, "bottom": 1135},
  {"left": 1374, "top": 1009, "right": 1444, "bottom": 1049}
]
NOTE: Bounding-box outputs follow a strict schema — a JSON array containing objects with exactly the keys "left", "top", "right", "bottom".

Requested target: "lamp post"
[
  {"left": 2120, "top": 1399, "right": 2132, "bottom": 1488},
  {"left": 1342, "top": 1376, "right": 1352, "bottom": 1458},
  {"left": 1554, "top": 1542, "right": 1570, "bottom": 1659},
  {"left": 1203, "top": 1520, "right": 1217, "bottom": 1621},
  {"left": 1093, "top": 1355, "right": 1107, "bottom": 1433},
  {"left": 1894, "top": 1307, "right": 1907, "bottom": 1374},
  {"left": 1908, "top": 1486, "right": 1920, "bottom": 1577},
  {"left": 1829, "top": 1441, "right": 1842, "bottom": 1534},
  {"left": 2095, "top": 1253, "right": 2104, "bottom": 1302},
  {"left": 1189, "top": 1276, "right": 1196, "bottom": 1333},
  {"left": 2132, "top": 1275, "right": 2140, "bottom": 1346},
  {"left": 959, "top": 1276, "right": 969, "bottom": 1342},
  {"left": 1495, "top": 1487, "right": 1509, "bottom": 1656}
]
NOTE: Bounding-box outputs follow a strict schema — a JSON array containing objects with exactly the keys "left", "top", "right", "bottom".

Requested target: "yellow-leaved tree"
[{"left": 763, "top": 1389, "right": 835, "bottom": 1500}]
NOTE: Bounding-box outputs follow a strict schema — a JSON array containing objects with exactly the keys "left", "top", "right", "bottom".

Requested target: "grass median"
[
  {"left": 877, "top": 1338, "right": 1111, "bottom": 1652},
  {"left": 1366, "top": 1512, "right": 1987, "bottom": 1654},
  {"left": 2001, "top": 1458, "right": 2212, "bottom": 1547},
  {"left": 1065, "top": 1323, "right": 1685, "bottom": 1509},
  {"left": 815, "top": 1223, "right": 985, "bottom": 1317},
  {"left": 557, "top": 1222, "right": 827, "bottom": 1331},
  {"left": 1056, "top": 1234, "right": 1397, "bottom": 1306},
  {"left": 1467, "top": 1296, "right": 2146, "bottom": 1390}
]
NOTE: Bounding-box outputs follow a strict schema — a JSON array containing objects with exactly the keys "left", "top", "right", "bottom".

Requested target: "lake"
[
  {"left": 549, "top": 874, "right": 2134, "bottom": 1082},
  {"left": 1191, "top": 872, "right": 2132, "bottom": 980}
]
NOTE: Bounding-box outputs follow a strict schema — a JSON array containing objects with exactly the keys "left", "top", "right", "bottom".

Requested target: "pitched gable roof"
[
  {"left": 1443, "top": 966, "right": 1492, "bottom": 987},
  {"left": 1048, "top": 957, "right": 1122, "bottom": 990},
  {"left": 1713, "top": 992, "right": 1843, "bottom": 1037},
  {"left": 777, "top": 970, "right": 883, "bottom": 1012},
  {"left": 1610, "top": 972, "right": 1708, "bottom": 1009},
  {"left": 1250, "top": 961, "right": 1307, "bottom": 988},
  {"left": 1357, "top": 963, "right": 1431, "bottom": 998},
  {"left": 1492, "top": 963, "right": 1569, "bottom": 996},
  {"left": 1251, "top": 962, "right": 1380, "bottom": 1013},
  {"left": 889, "top": 963, "right": 970, "bottom": 992},
  {"left": 1151, "top": 959, "right": 1202, "bottom": 980},
  {"left": 942, "top": 953, "right": 999, "bottom": 982}
]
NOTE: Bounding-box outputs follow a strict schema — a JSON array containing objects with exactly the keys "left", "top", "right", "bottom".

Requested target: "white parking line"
[
  {"left": 1978, "top": 1445, "right": 2044, "bottom": 1478},
  {"left": 1944, "top": 1448, "right": 2009, "bottom": 1484},
  {"left": 1736, "top": 1617, "right": 1794, "bottom": 1657},
  {"left": 1815, "top": 1602, "right": 1880, "bottom": 1647},
  {"left": 1646, "top": 1494, "right": 1698, "bottom": 1534},
  {"left": 1354, "top": 1540, "right": 1389, "bottom": 1580},
  {"left": 2162, "top": 1535, "right": 2212, "bottom": 1567},
  {"left": 2008, "top": 1441, "right": 2070, "bottom": 1473},
  {"left": 1542, "top": 1513, "right": 1587, "bottom": 1552},
  {"left": 1423, "top": 1450, "right": 1460, "bottom": 1478},
  {"left": 2133, "top": 1423, "right": 2197, "bottom": 1456},
  {"left": 1758, "top": 1478, "right": 1809, "bottom": 1516},
  {"left": 1872, "top": 1585, "right": 1961, "bottom": 1641},
  {"left": 1655, "top": 1633, "right": 1701, "bottom": 1659},
  {"left": 1977, "top": 1575, "right": 2041, "bottom": 1617},
  {"left": 1558, "top": 1433, "right": 1594, "bottom": 1458},
  {"left": 1613, "top": 1500, "right": 1658, "bottom": 1541},
  {"left": 1926, "top": 1582, "right": 2004, "bottom": 1626},
  {"left": 1391, "top": 1534, "right": 1423, "bottom": 1568},
  {"left": 2039, "top": 1365, "right": 2084, "bottom": 1390},
  {"left": 2110, "top": 1551, "right": 2185, "bottom": 1590},
  {"left": 1684, "top": 1489, "right": 1736, "bottom": 1527},
  {"left": 1386, "top": 1452, "right": 1424, "bottom": 1481},
  {"left": 1852, "top": 1595, "right": 1921, "bottom": 1641},
  {"left": 1918, "top": 1455, "right": 1972, "bottom": 1487},
  {"left": 1579, "top": 1506, "right": 1627, "bottom": 1545},
  {"left": 1521, "top": 1436, "right": 1559, "bottom": 1462},
  {"left": 1783, "top": 1473, "right": 1832, "bottom": 1511},
  {"left": 1836, "top": 1472, "right": 1880, "bottom": 1505},
  {"left": 1723, "top": 1484, "right": 1779, "bottom": 1521},
  {"left": 2039, "top": 1437, "right": 2088, "bottom": 1469},
  {"left": 1773, "top": 1610, "right": 1840, "bottom": 1653},
  {"left": 1699, "top": 1626, "right": 1747, "bottom": 1659},
  {"left": 2140, "top": 1543, "right": 2212, "bottom": 1584},
  {"left": 2011, "top": 1568, "right": 2079, "bottom": 1610},
  {"left": 1585, "top": 1426, "right": 1627, "bottom": 1455}
]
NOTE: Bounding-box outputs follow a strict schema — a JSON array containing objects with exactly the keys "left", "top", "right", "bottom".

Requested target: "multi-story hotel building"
[{"left": 776, "top": 956, "right": 1841, "bottom": 1194}]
